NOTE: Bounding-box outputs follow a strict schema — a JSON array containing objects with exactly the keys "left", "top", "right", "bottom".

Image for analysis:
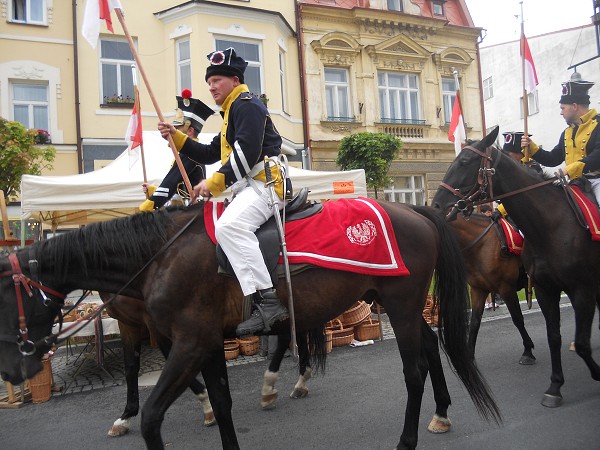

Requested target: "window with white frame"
[
  {"left": 215, "top": 39, "right": 261, "bottom": 96},
  {"left": 387, "top": 0, "right": 403, "bottom": 11},
  {"left": 384, "top": 175, "right": 426, "bottom": 205},
  {"left": 324, "top": 68, "right": 352, "bottom": 121},
  {"left": 11, "top": 82, "right": 49, "bottom": 131},
  {"left": 279, "top": 51, "right": 288, "bottom": 113},
  {"left": 432, "top": 0, "right": 445, "bottom": 16},
  {"left": 442, "top": 77, "right": 457, "bottom": 124},
  {"left": 176, "top": 38, "right": 192, "bottom": 93},
  {"left": 520, "top": 91, "right": 539, "bottom": 117},
  {"left": 100, "top": 38, "right": 135, "bottom": 104},
  {"left": 10, "top": 0, "right": 46, "bottom": 24},
  {"left": 378, "top": 72, "right": 421, "bottom": 124},
  {"left": 483, "top": 76, "right": 493, "bottom": 100}
]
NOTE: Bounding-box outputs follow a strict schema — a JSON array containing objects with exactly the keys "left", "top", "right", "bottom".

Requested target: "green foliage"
[
  {"left": 336, "top": 132, "right": 402, "bottom": 193},
  {"left": 0, "top": 118, "right": 55, "bottom": 200}
]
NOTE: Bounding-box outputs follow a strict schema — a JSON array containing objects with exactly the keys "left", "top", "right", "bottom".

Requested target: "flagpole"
[
  {"left": 114, "top": 8, "right": 194, "bottom": 198},
  {"left": 132, "top": 66, "right": 148, "bottom": 190},
  {"left": 452, "top": 67, "right": 466, "bottom": 142},
  {"left": 520, "top": 1, "right": 531, "bottom": 161}
]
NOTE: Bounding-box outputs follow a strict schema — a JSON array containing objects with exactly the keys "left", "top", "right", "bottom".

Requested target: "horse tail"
[
  {"left": 412, "top": 206, "right": 502, "bottom": 424},
  {"left": 306, "top": 326, "right": 327, "bottom": 374}
]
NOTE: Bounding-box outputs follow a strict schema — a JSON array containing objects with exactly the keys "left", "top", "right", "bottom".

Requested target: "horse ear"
[{"left": 480, "top": 126, "right": 499, "bottom": 148}]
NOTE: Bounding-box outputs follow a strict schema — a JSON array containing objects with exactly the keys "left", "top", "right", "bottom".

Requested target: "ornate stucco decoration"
[
  {"left": 357, "top": 17, "right": 437, "bottom": 41},
  {"left": 311, "top": 31, "right": 362, "bottom": 66},
  {"left": 433, "top": 47, "right": 473, "bottom": 74},
  {"left": 365, "top": 34, "right": 430, "bottom": 72},
  {"left": 12, "top": 64, "right": 45, "bottom": 79}
]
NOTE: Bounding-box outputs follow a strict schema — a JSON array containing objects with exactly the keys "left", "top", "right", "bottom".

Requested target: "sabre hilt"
[{"left": 264, "top": 156, "right": 274, "bottom": 186}]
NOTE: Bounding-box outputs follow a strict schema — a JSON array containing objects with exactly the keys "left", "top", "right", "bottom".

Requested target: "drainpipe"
[
  {"left": 295, "top": 1, "right": 312, "bottom": 169},
  {"left": 475, "top": 37, "right": 486, "bottom": 136},
  {"left": 72, "top": 0, "right": 83, "bottom": 173}
]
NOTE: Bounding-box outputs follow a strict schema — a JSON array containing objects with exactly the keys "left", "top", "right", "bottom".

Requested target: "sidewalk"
[{"left": 1, "top": 296, "right": 569, "bottom": 401}]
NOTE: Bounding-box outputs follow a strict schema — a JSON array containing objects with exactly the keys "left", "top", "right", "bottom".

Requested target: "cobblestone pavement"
[{"left": 2, "top": 298, "right": 555, "bottom": 400}]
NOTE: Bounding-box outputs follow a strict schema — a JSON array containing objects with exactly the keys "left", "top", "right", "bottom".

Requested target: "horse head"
[
  {"left": 0, "top": 249, "right": 64, "bottom": 384},
  {"left": 432, "top": 126, "right": 500, "bottom": 219}
]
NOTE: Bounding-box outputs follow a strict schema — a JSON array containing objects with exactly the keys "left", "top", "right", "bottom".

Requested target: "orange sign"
[{"left": 333, "top": 181, "right": 355, "bottom": 195}]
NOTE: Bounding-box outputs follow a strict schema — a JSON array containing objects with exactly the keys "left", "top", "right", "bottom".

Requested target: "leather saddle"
[{"left": 216, "top": 187, "right": 323, "bottom": 284}]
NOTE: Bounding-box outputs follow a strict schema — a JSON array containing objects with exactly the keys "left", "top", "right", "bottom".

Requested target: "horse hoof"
[
  {"left": 427, "top": 414, "right": 451, "bottom": 433},
  {"left": 519, "top": 355, "right": 536, "bottom": 365},
  {"left": 261, "top": 392, "right": 278, "bottom": 410},
  {"left": 108, "top": 425, "right": 129, "bottom": 437},
  {"left": 290, "top": 387, "right": 308, "bottom": 399},
  {"left": 541, "top": 394, "right": 562, "bottom": 408},
  {"left": 204, "top": 412, "right": 216, "bottom": 427}
]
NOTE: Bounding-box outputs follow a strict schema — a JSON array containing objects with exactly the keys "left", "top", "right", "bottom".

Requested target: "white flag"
[{"left": 81, "top": 0, "right": 123, "bottom": 48}]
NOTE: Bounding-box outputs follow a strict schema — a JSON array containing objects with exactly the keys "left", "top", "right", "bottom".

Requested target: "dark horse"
[
  {"left": 97, "top": 292, "right": 216, "bottom": 436},
  {"left": 433, "top": 126, "right": 600, "bottom": 408},
  {"left": 0, "top": 201, "right": 499, "bottom": 449},
  {"left": 448, "top": 213, "right": 535, "bottom": 364}
]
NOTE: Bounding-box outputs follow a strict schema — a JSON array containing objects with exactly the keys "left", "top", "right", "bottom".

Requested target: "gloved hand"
[
  {"left": 491, "top": 210, "right": 502, "bottom": 221},
  {"left": 540, "top": 162, "right": 566, "bottom": 181}
]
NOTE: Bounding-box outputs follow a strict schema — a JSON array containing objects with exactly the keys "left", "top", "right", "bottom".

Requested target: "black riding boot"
[{"left": 236, "top": 288, "right": 289, "bottom": 337}]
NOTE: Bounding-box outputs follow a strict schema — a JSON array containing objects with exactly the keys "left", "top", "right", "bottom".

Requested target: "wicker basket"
[
  {"left": 324, "top": 329, "right": 333, "bottom": 353},
  {"left": 224, "top": 339, "right": 240, "bottom": 360},
  {"left": 341, "top": 300, "right": 371, "bottom": 327},
  {"left": 370, "top": 300, "right": 386, "bottom": 315},
  {"left": 29, "top": 357, "right": 52, "bottom": 403},
  {"left": 328, "top": 318, "right": 354, "bottom": 347},
  {"left": 238, "top": 336, "right": 259, "bottom": 356},
  {"left": 354, "top": 316, "right": 381, "bottom": 341}
]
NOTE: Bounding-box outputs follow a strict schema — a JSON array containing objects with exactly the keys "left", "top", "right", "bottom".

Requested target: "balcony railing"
[
  {"left": 325, "top": 116, "right": 357, "bottom": 122},
  {"left": 376, "top": 119, "right": 428, "bottom": 139}
]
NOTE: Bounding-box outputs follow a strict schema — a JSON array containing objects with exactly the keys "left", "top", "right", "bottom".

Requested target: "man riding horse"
[{"left": 157, "top": 47, "right": 289, "bottom": 336}]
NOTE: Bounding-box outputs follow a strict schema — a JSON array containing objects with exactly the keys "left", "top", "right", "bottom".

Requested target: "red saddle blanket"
[
  {"left": 204, "top": 197, "right": 409, "bottom": 276},
  {"left": 499, "top": 218, "right": 524, "bottom": 255},
  {"left": 571, "top": 185, "right": 600, "bottom": 241}
]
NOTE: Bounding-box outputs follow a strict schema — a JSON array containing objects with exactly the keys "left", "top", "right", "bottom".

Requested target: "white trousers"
[
  {"left": 215, "top": 181, "right": 284, "bottom": 296},
  {"left": 590, "top": 178, "right": 600, "bottom": 207}
]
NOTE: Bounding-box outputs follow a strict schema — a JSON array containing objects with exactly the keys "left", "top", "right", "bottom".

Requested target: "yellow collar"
[{"left": 220, "top": 84, "right": 249, "bottom": 112}]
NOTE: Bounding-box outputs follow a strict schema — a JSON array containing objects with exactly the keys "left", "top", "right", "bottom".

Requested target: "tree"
[
  {"left": 0, "top": 118, "right": 55, "bottom": 200},
  {"left": 336, "top": 132, "right": 402, "bottom": 198}
]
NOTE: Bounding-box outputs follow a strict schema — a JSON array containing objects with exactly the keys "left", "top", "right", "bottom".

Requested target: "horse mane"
[{"left": 37, "top": 209, "right": 175, "bottom": 282}]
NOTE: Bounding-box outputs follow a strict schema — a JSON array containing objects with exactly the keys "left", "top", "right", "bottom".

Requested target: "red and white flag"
[
  {"left": 81, "top": 0, "right": 123, "bottom": 48},
  {"left": 448, "top": 93, "right": 466, "bottom": 155},
  {"left": 521, "top": 35, "right": 539, "bottom": 93},
  {"left": 125, "top": 100, "right": 143, "bottom": 167}
]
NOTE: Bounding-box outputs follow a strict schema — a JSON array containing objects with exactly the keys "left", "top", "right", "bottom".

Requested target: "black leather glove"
[{"left": 491, "top": 210, "right": 502, "bottom": 221}]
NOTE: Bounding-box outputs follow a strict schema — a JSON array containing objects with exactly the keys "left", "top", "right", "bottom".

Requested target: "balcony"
[{"left": 376, "top": 119, "right": 429, "bottom": 139}]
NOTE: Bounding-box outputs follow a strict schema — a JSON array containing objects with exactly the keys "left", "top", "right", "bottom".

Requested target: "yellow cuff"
[
  {"left": 146, "top": 185, "right": 157, "bottom": 197},
  {"left": 565, "top": 161, "right": 585, "bottom": 180},
  {"left": 497, "top": 204, "right": 507, "bottom": 217},
  {"left": 528, "top": 142, "right": 540, "bottom": 156},
  {"left": 139, "top": 199, "right": 155, "bottom": 212},
  {"left": 172, "top": 130, "right": 188, "bottom": 151},
  {"left": 206, "top": 173, "right": 226, "bottom": 197}
]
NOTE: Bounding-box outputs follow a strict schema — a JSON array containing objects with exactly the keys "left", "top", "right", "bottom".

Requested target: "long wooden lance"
[{"left": 114, "top": 8, "right": 194, "bottom": 197}]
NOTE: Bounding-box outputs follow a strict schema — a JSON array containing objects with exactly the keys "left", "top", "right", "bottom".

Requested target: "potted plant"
[
  {"left": 259, "top": 94, "right": 268, "bottom": 107},
  {"left": 104, "top": 94, "right": 134, "bottom": 105},
  {"left": 34, "top": 129, "right": 51, "bottom": 145}
]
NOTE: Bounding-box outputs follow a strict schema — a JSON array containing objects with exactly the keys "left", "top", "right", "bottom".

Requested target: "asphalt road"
[{"left": 1, "top": 304, "right": 599, "bottom": 450}]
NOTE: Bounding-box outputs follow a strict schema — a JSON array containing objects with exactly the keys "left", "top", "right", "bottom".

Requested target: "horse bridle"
[
  {"left": 439, "top": 144, "right": 555, "bottom": 219},
  {"left": 0, "top": 252, "right": 65, "bottom": 356},
  {"left": 438, "top": 144, "right": 499, "bottom": 218}
]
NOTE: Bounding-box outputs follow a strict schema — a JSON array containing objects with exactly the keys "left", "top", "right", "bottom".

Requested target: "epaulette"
[{"left": 239, "top": 92, "right": 253, "bottom": 100}]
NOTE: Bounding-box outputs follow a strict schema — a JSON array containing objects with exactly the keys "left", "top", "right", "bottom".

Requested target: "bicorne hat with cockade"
[
  {"left": 502, "top": 132, "right": 531, "bottom": 154},
  {"left": 560, "top": 80, "right": 594, "bottom": 105},
  {"left": 172, "top": 89, "right": 214, "bottom": 132},
  {"left": 205, "top": 47, "right": 248, "bottom": 83}
]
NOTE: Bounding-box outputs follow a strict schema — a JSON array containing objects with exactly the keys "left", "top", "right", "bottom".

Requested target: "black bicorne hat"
[
  {"left": 560, "top": 80, "right": 594, "bottom": 105},
  {"left": 502, "top": 132, "right": 530, "bottom": 154},
  {"left": 205, "top": 47, "right": 248, "bottom": 84},
  {"left": 172, "top": 89, "right": 214, "bottom": 132}
]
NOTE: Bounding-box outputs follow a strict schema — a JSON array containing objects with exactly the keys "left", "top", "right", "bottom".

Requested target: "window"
[
  {"left": 378, "top": 72, "right": 421, "bottom": 124},
  {"left": 11, "top": 0, "right": 45, "bottom": 24},
  {"left": 100, "top": 38, "right": 135, "bottom": 104},
  {"left": 324, "top": 68, "right": 352, "bottom": 121},
  {"left": 387, "top": 0, "right": 403, "bottom": 11},
  {"left": 432, "top": 0, "right": 445, "bottom": 16},
  {"left": 384, "top": 176, "right": 426, "bottom": 205},
  {"left": 442, "top": 77, "right": 457, "bottom": 124},
  {"left": 11, "top": 82, "right": 49, "bottom": 131},
  {"left": 215, "top": 39, "right": 261, "bottom": 96},
  {"left": 520, "top": 91, "right": 539, "bottom": 117},
  {"left": 483, "top": 76, "right": 493, "bottom": 100},
  {"left": 176, "top": 39, "right": 192, "bottom": 93},
  {"left": 279, "top": 51, "right": 288, "bottom": 113}
]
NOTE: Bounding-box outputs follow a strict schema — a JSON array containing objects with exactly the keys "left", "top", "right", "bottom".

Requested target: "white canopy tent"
[{"left": 21, "top": 131, "right": 367, "bottom": 228}]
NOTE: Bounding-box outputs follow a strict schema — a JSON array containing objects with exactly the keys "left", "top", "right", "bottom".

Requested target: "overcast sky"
[{"left": 464, "top": 0, "right": 594, "bottom": 47}]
